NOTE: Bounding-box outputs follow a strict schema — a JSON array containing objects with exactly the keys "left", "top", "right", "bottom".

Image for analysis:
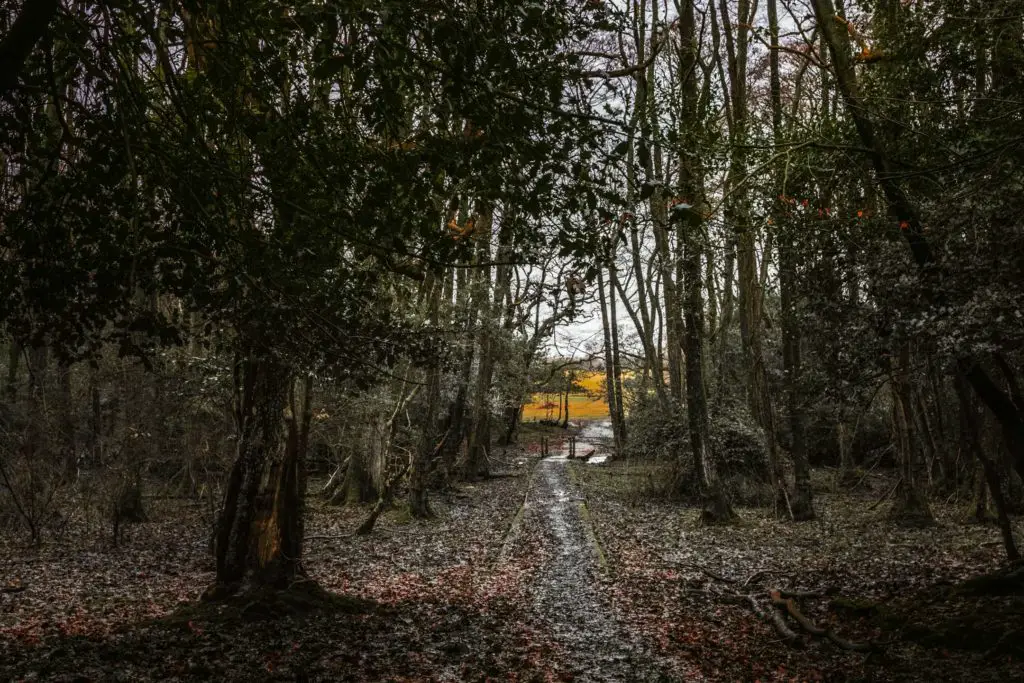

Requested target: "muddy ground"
[{"left": 1, "top": 422, "right": 1022, "bottom": 681}]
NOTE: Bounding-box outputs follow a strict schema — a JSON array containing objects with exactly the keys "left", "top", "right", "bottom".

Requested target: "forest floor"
[{"left": 1, "top": 422, "right": 1022, "bottom": 681}]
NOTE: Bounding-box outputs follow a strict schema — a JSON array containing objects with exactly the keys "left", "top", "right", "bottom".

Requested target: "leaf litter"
[{"left": 2, "top": 428, "right": 1023, "bottom": 681}]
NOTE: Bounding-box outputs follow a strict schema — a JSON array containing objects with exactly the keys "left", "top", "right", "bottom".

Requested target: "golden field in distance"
[{"left": 521, "top": 371, "right": 611, "bottom": 421}]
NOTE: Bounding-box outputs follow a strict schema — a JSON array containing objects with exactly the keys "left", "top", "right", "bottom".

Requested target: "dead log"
[{"left": 320, "top": 456, "right": 351, "bottom": 497}]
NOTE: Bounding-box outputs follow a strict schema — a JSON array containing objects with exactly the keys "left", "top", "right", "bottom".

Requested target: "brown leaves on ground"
[
  {"left": 4, "top": 444, "right": 1023, "bottom": 682},
  {"left": 574, "top": 461, "right": 1024, "bottom": 682},
  {"left": 0, "top": 447, "right": 567, "bottom": 682}
]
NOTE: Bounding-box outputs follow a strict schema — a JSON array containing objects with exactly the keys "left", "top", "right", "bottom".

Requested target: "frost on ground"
[{"left": 2, "top": 424, "right": 1023, "bottom": 681}]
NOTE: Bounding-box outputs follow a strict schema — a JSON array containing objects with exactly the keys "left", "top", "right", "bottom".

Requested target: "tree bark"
[
  {"left": 208, "top": 353, "right": 306, "bottom": 597},
  {"left": 410, "top": 273, "right": 441, "bottom": 518},
  {"left": 608, "top": 263, "right": 627, "bottom": 443},
  {"left": 597, "top": 266, "right": 624, "bottom": 452},
  {"left": 466, "top": 206, "right": 500, "bottom": 479}
]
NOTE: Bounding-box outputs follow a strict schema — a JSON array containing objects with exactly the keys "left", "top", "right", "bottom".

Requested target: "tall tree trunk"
[
  {"left": 208, "top": 352, "right": 306, "bottom": 597},
  {"left": 440, "top": 264, "right": 477, "bottom": 484},
  {"left": 56, "top": 360, "right": 75, "bottom": 478},
  {"left": 608, "top": 263, "right": 627, "bottom": 444},
  {"left": 466, "top": 206, "right": 499, "bottom": 479},
  {"left": 770, "top": 0, "right": 813, "bottom": 520},
  {"left": 410, "top": 273, "right": 442, "bottom": 518},
  {"left": 673, "top": 0, "right": 734, "bottom": 524},
  {"left": 597, "top": 267, "right": 624, "bottom": 452},
  {"left": 719, "top": 0, "right": 788, "bottom": 516},
  {"left": 561, "top": 369, "right": 572, "bottom": 429},
  {"left": 679, "top": 214, "right": 735, "bottom": 525}
]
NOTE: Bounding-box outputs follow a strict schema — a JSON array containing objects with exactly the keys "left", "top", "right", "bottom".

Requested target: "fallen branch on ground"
[
  {"left": 746, "top": 594, "right": 801, "bottom": 645},
  {"left": 768, "top": 589, "right": 874, "bottom": 651}
]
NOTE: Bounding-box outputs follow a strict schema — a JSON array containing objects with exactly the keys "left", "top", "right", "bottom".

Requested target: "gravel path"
[{"left": 522, "top": 423, "right": 673, "bottom": 682}]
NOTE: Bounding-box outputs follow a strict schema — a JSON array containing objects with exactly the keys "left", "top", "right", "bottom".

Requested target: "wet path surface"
[{"left": 521, "top": 422, "right": 672, "bottom": 681}]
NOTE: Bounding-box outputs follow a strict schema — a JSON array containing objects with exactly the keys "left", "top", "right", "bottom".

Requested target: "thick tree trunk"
[
  {"left": 208, "top": 354, "right": 306, "bottom": 598},
  {"left": 673, "top": 0, "right": 734, "bottom": 524},
  {"left": 410, "top": 274, "right": 442, "bottom": 518},
  {"left": 500, "top": 404, "right": 522, "bottom": 446},
  {"left": 680, "top": 218, "right": 735, "bottom": 526},
  {"left": 330, "top": 427, "right": 379, "bottom": 505},
  {"left": 720, "top": 0, "right": 788, "bottom": 516}
]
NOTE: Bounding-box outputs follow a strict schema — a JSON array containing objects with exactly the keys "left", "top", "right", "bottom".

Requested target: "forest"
[{"left": 1, "top": 0, "right": 1023, "bottom": 680}]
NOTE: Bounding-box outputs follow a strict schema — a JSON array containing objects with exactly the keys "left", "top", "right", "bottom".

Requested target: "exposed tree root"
[{"left": 959, "top": 564, "right": 1024, "bottom": 596}]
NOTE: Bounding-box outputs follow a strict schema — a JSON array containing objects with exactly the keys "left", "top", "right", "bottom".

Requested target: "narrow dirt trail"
[{"left": 518, "top": 422, "right": 675, "bottom": 681}]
